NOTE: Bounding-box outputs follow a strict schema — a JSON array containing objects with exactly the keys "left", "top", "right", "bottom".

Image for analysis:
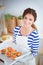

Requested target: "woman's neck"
[
  {"left": 23, "top": 25, "right": 32, "bottom": 31},
  {"left": 20, "top": 26, "right": 33, "bottom": 36}
]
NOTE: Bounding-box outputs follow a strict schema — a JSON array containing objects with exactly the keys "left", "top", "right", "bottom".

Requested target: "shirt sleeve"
[
  {"left": 31, "top": 33, "right": 40, "bottom": 57},
  {"left": 13, "top": 26, "right": 20, "bottom": 43}
]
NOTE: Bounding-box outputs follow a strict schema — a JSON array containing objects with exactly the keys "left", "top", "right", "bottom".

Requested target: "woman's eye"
[
  {"left": 24, "top": 17, "right": 27, "bottom": 19},
  {"left": 29, "top": 18, "right": 32, "bottom": 21},
  {"left": 24, "top": 17, "right": 33, "bottom": 21}
]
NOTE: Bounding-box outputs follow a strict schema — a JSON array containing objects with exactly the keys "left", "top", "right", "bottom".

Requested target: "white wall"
[
  {"left": 0, "top": 0, "right": 43, "bottom": 38},
  {"left": 0, "top": 0, "right": 5, "bottom": 18},
  {"left": 0, "top": 0, "right": 4, "bottom": 5}
]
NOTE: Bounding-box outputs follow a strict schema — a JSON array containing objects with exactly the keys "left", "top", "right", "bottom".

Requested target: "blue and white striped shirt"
[{"left": 14, "top": 26, "right": 40, "bottom": 57}]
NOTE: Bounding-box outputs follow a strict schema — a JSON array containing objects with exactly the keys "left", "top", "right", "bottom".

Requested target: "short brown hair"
[{"left": 22, "top": 8, "right": 37, "bottom": 22}]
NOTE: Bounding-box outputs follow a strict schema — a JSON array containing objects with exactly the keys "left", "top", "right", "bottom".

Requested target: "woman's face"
[{"left": 23, "top": 13, "right": 34, "bottom": 28}]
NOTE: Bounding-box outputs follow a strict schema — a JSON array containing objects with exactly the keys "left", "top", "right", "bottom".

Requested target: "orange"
[
  {"left": 11, "top": 49, "right": 17, "bottom": 54},
  {"left": 1, "top": 49, "right": 6, "bottom": 54},
  {"left": 7, "top": 47, "right": 13, "bottom": 52},
  {"left": 6, "top": 51, "right": 11, "bottom": 57},
  {"left": 11, "top": 54, "right": 17, "bottom": 60},
  {"left": 16, "top": 51, "right": 22, "bottom": 57}
]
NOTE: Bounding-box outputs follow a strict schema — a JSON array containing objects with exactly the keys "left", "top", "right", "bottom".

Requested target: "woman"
[{"left": 14, "top": 8, "right": 40, "bottom": 65}]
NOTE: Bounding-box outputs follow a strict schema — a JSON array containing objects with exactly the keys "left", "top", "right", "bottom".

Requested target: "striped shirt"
[{"left": 14, "top": 26, "right": 40, "bottom": 57}]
